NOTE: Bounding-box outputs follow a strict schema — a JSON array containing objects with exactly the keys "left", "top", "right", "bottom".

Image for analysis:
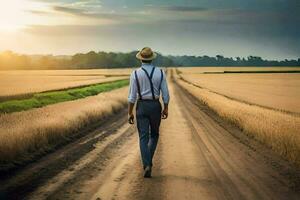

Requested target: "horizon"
[
  {"left": 2, "top": 50, "right": 299, "bottom": 62},
  {"left": 0, "top": 0, "right": 299, "bottom": 60}
]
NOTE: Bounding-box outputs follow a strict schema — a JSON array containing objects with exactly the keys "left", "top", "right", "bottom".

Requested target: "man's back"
[{"left": 128, "top": 63, "right": 169, "bottom": 103}]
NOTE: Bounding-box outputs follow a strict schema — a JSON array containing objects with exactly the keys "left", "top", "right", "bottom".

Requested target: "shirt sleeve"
[
  {"left": 128, "top": 71, "right": 137, "bottom": 103},
  {"left": 160, "top": 70, "right": 170, "bottom": 104}
]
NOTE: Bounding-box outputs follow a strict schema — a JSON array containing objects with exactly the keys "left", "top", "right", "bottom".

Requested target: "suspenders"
[
  {"left": 158, "top": 69, "right": 163, "bottom": 92},
  {"left": 141, "top": 67, "right": 155, "bottom": 100},
  {"left": 134, "top": 70, "right": 142, "bottom": 100},
  {"left": 135, "top": 67, "right": 163, "bottom": 100}
]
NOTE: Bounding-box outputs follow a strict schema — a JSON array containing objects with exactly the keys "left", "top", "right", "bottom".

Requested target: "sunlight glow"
[
  {"left": 0, "top": 0, "right": 28, "bottom": 31},
  {"left": 0, "top": 0, "right": 49, "bottom": 32}
]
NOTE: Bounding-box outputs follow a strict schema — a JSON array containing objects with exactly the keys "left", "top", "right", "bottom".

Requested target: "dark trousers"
[{"left": 136, "top": 99, "right": 162, "bottom": 168}]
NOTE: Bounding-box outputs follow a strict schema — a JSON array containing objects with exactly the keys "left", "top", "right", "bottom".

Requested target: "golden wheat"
[
  {"left": 0, "top": 87, "right": 128, "bottom": 167},
  {"left": 0, "top": 69, "right": 132, "bottom": 76},
  {"left": 179, "top": 73, "right": 300, "bottom": 113},
  {"left": 175, "top": 74, "right": 300, "bottom": 166},
  {"left": 0, "top": 69, "right": 130, "bottom": 98},
  {"left": 178, "top": 66, "right": 300, "bottom": 74}
]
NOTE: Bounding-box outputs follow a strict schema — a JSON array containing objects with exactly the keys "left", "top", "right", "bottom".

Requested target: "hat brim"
[{"left": 136, "top": 52, "right": 157, "bottom": 61}]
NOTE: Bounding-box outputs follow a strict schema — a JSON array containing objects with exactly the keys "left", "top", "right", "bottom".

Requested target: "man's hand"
[
  {"left": 128, "top": 102, "right": 135, "bottom": 124},
  {"left": 161, "top": 108, "right": 168, "bottom": 119},
  {"left": 128, "top": 113, "right": 134, "bottom": 124}
]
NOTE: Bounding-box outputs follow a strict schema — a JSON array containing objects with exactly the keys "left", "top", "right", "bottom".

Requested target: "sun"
[
  {"left": 0, "top": 0, "right": 28, "bottom": 31},
  {"left": 0, "top": 0, "right": 33, "bottom": 31}
]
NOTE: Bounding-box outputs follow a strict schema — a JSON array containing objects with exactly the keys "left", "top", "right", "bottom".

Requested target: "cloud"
[
  {"left": 10, "top": 0, "right": 299, "bottom": 59},
  {"left": 28, "top": 2, "right": 300, "bottom": 30},
  {"left": 156, "top": 6, "right": 207, "bottom": 12},
  {"left": 22, "top": 21, "right": 300, "bottom": 59},
  {"left": 53, "top": 5, "right": 84, "bottom": 15},
  {"left": 27, "top": 10, "right": 50, "bottom": 15},
  {"left": 24, "top": 25, "right": 103, "bottom": 36},
  {"left": 52, "top": 5, "right": 128, "bottom": 21},
  {"left": 30, "top": 1, "right": 299, "bottom": 27}
]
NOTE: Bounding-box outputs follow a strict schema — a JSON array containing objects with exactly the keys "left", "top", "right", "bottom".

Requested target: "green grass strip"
[{"left": 0, "top": 79, "right": 129, "bottom": 114}]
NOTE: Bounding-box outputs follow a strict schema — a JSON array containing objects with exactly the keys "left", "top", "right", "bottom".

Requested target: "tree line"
[{"left": 0, "top": 50, "right": 299, "bottom": 70}]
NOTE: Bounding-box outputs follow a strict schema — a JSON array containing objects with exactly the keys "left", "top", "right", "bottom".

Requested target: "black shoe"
[{"left": 144, "top": 166, "right": 152, "bottom": 178}]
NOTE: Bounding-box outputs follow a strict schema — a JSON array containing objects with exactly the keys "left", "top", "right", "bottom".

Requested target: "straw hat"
[{"left": 136, "top": 47, "right": 157, "bottom": 61}]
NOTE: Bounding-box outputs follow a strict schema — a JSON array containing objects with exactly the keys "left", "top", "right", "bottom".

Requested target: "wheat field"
[
  {"left": 179, "top": 73, "right": 300, "bottom": 113},
  {"left": 178, "top": 66, "right": 300, "bottom": 74},
  {"left": 178, "top": 67, "right": 300, "bottom": 113},
  {"left": 0, "top": 69, "right": 132, "bottom": 76},
  {"left": 0, "top": 87, "right": 128, "bottom": 169},
  {"left": 0, "top": 69, "right": 131, "bottom": 100},
  {"left": 174, "top": 70, "right": 300, "bottom": 166}
]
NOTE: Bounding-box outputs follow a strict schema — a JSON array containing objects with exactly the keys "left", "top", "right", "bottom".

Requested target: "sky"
[{"left": 0, "top": 0, "right": 299, "bottom": 60}]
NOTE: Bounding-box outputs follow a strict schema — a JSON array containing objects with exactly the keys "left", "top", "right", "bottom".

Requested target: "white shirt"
[{"left": 128, "top": 63, "right": 170, "bottom": 104}]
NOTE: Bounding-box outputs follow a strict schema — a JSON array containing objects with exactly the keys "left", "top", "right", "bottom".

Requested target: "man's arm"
[
  {"left": 128, "top": 72, "right": 137, "bottom": 124},
  {"left": 160, "top": 70, "right": 170, "bottom": 119}
]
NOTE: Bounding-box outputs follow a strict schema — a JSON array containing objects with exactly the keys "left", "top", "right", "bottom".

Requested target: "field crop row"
[
  {"left": 174, "top": 72, "right": 300, "bottom": 167},
  {"left": 0, "top": 87, "right": 129, "bottom": 171},
  {"left": 0, "top": 69, "right": 131, "bottom": 100},
  {"left": 0, "top": 69, "right": 132, "bottom": 76},
  {"left": 178, "top": 66, "right": 300, "bottom": 74},
  {"left": 0, "top": 79, "right": 129, "bottom": 114},
  {"left": 178, "top": 68, "right": 300, "bottom": 113}
]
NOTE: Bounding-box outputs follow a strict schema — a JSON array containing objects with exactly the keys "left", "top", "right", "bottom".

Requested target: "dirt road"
[{"left": 1, "top": 77, "right": 299, "bottom": 200}]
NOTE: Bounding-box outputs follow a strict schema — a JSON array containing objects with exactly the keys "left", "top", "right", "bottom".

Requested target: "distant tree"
[{"left": 1, "top": 50, "right": 299, "bottom": 70}]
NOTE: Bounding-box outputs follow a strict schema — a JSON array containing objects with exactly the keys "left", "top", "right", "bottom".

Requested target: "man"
[{"left": 128, "top": 47, "right": 170, "bottom": 178}]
